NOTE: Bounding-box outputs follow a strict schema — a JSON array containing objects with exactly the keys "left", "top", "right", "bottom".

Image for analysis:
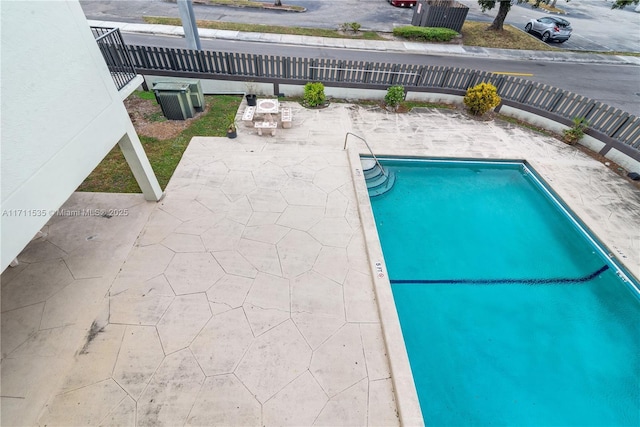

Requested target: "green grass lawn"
[
  {"left": 460, "top": 21, "right": 557, "bottom": 51},
  {"left": 143, "top": 16, "right": 383, "bottom": 40},
  {"left": 200, "top": 0, "right": 306, "bottom": 12},
  {"left": 78, "top": 94, "right": 241, "bottom": 193}
]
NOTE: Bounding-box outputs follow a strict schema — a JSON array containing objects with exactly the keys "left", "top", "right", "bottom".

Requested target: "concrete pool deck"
[{"left": 2, "top": 101, "right": 639, "bottom": 426}]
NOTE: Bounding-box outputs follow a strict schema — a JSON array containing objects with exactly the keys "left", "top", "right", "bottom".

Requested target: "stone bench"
[
  {"left": 281, "top": 107, "right": 292, "bottom": 129},
  {"left": 254, "top": 121, "right": 277, "bottom": 136},
  {"left": 241, "top": 106, "right": 255, "bottom": 127}
]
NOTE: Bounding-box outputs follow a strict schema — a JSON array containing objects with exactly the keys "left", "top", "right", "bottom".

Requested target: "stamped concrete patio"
[{"left": 2, "top": 101, "right": 639, "bottom": 426}]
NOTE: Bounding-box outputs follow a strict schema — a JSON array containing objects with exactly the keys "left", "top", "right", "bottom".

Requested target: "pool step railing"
[{"left": 343, "top": 133, "right": 396, "bottom": 197}]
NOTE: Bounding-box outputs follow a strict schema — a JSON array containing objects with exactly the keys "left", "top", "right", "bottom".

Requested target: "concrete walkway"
[
  {"left": 2, "top": 101, "right": 639, "bottom": 426},
  {"left": 88, "top": 20, "right": 640, "bottom": 67}
]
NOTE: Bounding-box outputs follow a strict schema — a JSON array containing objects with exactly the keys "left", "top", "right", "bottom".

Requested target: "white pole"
[{"left": 177, "top": 0, "right": 201, "bottom": 50}]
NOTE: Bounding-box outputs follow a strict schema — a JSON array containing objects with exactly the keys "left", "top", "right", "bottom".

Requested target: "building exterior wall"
[{"left": 1, "top": 1, "right": 156, "bottom": 271}]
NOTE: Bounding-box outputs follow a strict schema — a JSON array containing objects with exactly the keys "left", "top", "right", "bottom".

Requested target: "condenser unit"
[
  {"left": 152, "top": 82, "right": 195, "bottom": 120},
  {"left": 153, "top": 79, "right": 204, "bottom": 111},
  {"left": 183, "top": 79, "right": 205, "bottom": 110}
]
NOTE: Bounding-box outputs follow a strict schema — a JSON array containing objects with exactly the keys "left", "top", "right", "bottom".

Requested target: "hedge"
[{"left": 393, "top": 26, "right": 459, "bottom": 42}]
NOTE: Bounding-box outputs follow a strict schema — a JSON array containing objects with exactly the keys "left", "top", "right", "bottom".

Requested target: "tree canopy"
[
  {"left": 479, "top": 0, "right": 640, "bottom": 31},
  {"left": 611, "top": 0, "right": 640, "bottom": 8}
]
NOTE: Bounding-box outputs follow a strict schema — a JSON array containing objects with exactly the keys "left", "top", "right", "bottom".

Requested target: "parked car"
[
  {"left": 388, "top": 0, "right": 416, "bottom": 7},
  {"left": 525, "top": 16, "right": 572, "bottom": 43}
]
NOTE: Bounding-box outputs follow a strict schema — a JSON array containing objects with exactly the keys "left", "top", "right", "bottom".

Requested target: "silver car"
[{"left": 525, "top": 16, "right": 572, "bottom": 43}]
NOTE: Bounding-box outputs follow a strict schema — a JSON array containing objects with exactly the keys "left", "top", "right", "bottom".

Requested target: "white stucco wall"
[{"left": 1, "top": 1, "right": 153, "bottom": 271}]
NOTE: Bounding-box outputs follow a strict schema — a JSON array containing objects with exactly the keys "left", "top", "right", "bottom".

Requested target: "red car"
[{"left": 389, "top": 0, "right": 416, "bottom": 7}]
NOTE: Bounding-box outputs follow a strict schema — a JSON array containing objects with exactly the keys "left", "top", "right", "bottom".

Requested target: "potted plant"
[
  {"left": 245, "top": 81, "right": 257, "bottom": 106},
  {"left": 226, "top": 113, "right": 238, "bottom": 139}
]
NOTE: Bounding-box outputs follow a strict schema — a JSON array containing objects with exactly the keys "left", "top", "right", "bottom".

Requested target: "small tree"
[
  {"left": 385, "top": 85, "right": 405, "bottom": 111},
  {"left": 303, "top": 82, "right": 326, "bottom": 107},
  {"left": 612, "top": 0, "right": 640, "bottom": 8},
  {"left": 479, "top": 0, "right": 559, "bottom": 31},
  {"left": 464, "top": 82, "right": 501, "bottom": 116}
]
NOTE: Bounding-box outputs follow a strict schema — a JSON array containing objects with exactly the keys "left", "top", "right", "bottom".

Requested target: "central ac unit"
[
  {"left": 152, "top": 82, "right": 195, "bottom": 120},
  {"left": 153, "top": 79, "right": 204, "bottom": 111}
]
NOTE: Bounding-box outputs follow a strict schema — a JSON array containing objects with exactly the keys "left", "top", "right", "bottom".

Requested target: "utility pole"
[{"left": 177, "top": 0, "right": 201, "bottom": 50}]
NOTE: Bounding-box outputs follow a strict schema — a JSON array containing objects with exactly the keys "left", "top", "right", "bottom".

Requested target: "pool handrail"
[{"left": 343, "top": 132, "right": 387, "bottom": 177}]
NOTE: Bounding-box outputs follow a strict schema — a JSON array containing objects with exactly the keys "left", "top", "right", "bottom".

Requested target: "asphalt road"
[
  {"left": 81, "top": 0, "right": 640, "bottom": 52},
  {"left": 121, "top": 32, "right": 640, "bottom": 114}
]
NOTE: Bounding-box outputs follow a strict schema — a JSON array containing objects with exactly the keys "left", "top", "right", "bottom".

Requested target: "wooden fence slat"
[
  {"left": 613, "top": 116, "right": 640, "bottom": 147},
  {"left": 598, "top": 110, "right": 629, "bottom": 137}
]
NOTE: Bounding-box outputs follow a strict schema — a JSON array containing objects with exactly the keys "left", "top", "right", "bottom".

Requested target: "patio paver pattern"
[{"left": 2, "top": 101, "right": 639, "bottom": 426}]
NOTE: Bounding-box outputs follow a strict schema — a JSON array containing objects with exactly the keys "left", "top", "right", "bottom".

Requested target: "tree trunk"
[{"left": 487, "top": 1, "right": 511, "bottom": 31}]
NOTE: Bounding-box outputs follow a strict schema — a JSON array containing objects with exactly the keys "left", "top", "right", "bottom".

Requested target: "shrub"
[
  {"left": 350, "top": 22, "right": 361, "bottom": 33},
  {"left": 385, "top": 85, "right": 405, "bottom": 110},
  {"left": 392, "top": 26, "right": 459, "bottom": 42},
  {"left": 339, "top": 22, "right": 350, "bottom": 32},
  {"left": 303, "top": 82, "right": 326, "bottom": 107},
  {"left": 463, "top": 82, "right": 501, "bottom": 116},
  {"left": 562, "top": 117, "right": 589, "bottom": 145}
]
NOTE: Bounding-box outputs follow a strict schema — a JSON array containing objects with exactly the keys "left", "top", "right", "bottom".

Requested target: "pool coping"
[{"left": 346, "top": 148, "right": 425, "bottom": 426}]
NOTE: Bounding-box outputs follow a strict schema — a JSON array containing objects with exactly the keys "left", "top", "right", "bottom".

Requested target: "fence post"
[
  {"left": 255, "top": 54, "right": 263, "bottom": 77},
  {"left": 414, "top": 65, "right": 426, "bottom": 87},
  {"left": 337, "top": 60, "right": 345, "bottom": 83},
  {"left": 390, "top": 64, "right": 399, "bottom": 86},
  {"left": 610, "top": 116, "right": 630, "bottom": 138},
  {"left": 308, "top": 59, "right": 314, "bottom": 81},
  {"left": 440, "top": 68, "right": 451, "bottom": 88},
  {"left": 492, "top": 75, "right": 505, "bottom": 94},
  {"left": 548, "top": 91, "right": 565, "bottom": 113},
  {"left": 518, "top": 82, "right": 534, "bottom": 104},
  {"left": 196, "top": 50, "right": 206, "bottom": 73},
  {"left": 165, "top": 48, "right": 177, "bottom": 70},
  {"left": 283, "top": 56, "right": 290, "bottom": 79},
  {"left": 225, "top": 52, "right": 235, "bottom": 75},
  {"left": 467, "top": 70, "right": 478, "bottom": 88}
]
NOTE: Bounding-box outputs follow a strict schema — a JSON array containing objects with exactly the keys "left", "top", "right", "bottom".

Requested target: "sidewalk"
[{"left": 88, "top": 19, "right": 640, "bottom": 66}]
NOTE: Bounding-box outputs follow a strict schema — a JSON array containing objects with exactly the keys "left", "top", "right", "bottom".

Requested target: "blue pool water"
[{"left": 368, "top": 159, "right": 640, "bottom": 426}]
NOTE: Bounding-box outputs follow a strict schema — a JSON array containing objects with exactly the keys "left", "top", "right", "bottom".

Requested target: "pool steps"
[{"left": 362, "top": 161, "right": 396, "bottom": 197}]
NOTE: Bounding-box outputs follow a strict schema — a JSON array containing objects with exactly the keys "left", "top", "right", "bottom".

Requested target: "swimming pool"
[{"left": 367, "top": 158, "right": 640, "bottom": 426}]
